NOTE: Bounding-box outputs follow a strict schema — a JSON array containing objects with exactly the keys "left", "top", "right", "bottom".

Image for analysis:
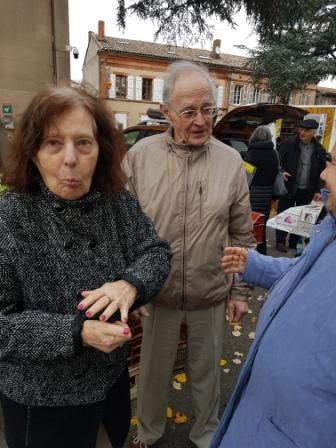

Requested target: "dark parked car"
[
  {"left": 123, "top": 104, "right": 307, "bottom": 151},
  {"left": 213, "top": 103, "right": 307, "bottom": 155}
]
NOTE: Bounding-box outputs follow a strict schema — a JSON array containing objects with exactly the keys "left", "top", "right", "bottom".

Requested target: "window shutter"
[
  {"left": 153, "top": 78, "right": 164, "bottom": 102},
  {"left": 260, "top": 91, "right": 268, "bottom": 103},
  {"left": 229, "top": 83, "right": 235, "bottom": 104},
  {"left": 247, "top": 85, "right": 253, "bottom": 103},
  {"left": 216, "top": 85, "right": 224, "bottom": 108},
  {"left": 127, "top": 76, "right": 134, "bottom": 99},
  {"left": 108, "top": 74, "right": 116, "bottom": 98},
  {"left": 135, "top": 77, "right": 142, "bottom": 101},
  {"left": 241, "top": 85, "right": 248, "bottom": 105}
]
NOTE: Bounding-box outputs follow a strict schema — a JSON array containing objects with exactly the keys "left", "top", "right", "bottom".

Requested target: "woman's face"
[{"left": 33, "top": 106, "right": 99, "bottom": 200}]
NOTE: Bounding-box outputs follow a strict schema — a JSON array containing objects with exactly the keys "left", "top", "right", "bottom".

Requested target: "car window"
[
  {"left": 143, "top": 129, "right": 164, "bottom": 138},
  {"left": 124, "top": 130, "right": 141, "bottom": 149},
  {"left": 228, "top": 139, "right": 248, "bottom": 153}
]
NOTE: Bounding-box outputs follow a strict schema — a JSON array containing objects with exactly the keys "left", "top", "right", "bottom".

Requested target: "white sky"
[{"left": 68, "top": 0, "right": 335, "bottom": 88}]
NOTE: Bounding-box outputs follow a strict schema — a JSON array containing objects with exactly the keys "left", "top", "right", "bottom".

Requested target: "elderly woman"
[
  {"left": 242, "top": 125, "right": 278, "bottom": 254},
  {"left": 0, "top": 86, "right": 171, "bottom": 448}
]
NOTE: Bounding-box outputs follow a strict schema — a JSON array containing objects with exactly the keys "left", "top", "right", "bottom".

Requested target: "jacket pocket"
[{"left": 257, "top": 417, "right": 300, "bottom": 448}]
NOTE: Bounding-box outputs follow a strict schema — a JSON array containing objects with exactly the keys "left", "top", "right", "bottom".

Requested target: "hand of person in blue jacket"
[{"left": 221, "top": 247, "right": 248, "bottom": 273}]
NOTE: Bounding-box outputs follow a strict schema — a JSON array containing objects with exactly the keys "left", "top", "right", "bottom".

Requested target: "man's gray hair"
[
  {"left": 249, "top": 125, "right": 273, "bottom": 145},
  {"left": 162, "top": 60, "right": 217, "bottom": 104}
]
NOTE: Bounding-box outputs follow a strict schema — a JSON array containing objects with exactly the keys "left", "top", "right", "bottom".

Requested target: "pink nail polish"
[
  {"left": 123, "top": 328, "right": 129, "bottom": 336},
  {"left": 85, "top": 311, "right": 92, "bottom": 318},
  {"left": 100, "top": 315, "right": 106, "bottom": 321},
  {"left": 77, "top": 304, "right": 84, "bottom": 310}
]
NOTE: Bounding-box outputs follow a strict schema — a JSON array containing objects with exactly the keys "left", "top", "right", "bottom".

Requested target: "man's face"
[
  {"left": 320, "top": 144, "right": 336, "bottom": 215},
  {"left": 161, "top": 73, "right": 215, "bottom": 146},
  {"left": 298, "top": 127, "right": 315, "bottom": 144}
]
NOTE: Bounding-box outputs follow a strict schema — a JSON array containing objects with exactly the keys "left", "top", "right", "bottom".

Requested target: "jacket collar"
[
  {"left": 38, "top": 182, "right": 102, "bottom": 210},
  {"left": 165, "top": 128, "right": 209, "bottom": 155},
  {"left": 248, "top": 140, "right": 274, "bottom": 151}
]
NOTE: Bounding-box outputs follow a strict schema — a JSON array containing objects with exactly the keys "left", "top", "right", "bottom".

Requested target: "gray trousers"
[{"left": 136, "top": 301, "right": 226, "bottom": 448}]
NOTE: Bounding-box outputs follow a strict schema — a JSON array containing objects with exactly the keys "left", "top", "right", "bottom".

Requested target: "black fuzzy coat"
[
  {"left": 242, "top": 141, "right": 278, "bottom": 217},
  {"left": 0, "top": 185, "right": 171, "bottom": 406},
  {"left": 278, "top": 136, "right": 326, "bottom": 198}
]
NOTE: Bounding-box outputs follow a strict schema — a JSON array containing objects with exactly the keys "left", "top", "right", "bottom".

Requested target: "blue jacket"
[{"left": 211, "top": 214, "right": 336, "bottom": 448}]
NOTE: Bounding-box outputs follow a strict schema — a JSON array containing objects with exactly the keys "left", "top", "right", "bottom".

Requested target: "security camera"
[
  {"left": 66, "top": 45, "right": 79, "bottom": 59},
  {"left": 72, "top": 47, "right": 79, "bottom": 59}
]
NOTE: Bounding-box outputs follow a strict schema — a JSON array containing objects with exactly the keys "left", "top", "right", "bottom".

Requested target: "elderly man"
[
  {"left": 211, "top": 144, "right": 336, "bottom": 448},
  {"left": 275, "top": 118, "right": 326, "bottom": 252},
  {"left": 125, "top": 60, "right": 255, "bottom": 448}
]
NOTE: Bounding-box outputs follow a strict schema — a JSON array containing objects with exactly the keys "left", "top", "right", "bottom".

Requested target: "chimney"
[
  {"left": 98, "top": 20, "right": 105, "bottom": 41},
  {"left": 211, "top": 39, "right": 221, "bottom": 58}
]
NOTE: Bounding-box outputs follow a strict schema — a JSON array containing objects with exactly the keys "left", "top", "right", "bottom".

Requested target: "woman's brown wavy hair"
[{"left": 2, "top": 85, "right": 127, "bottom": 193}]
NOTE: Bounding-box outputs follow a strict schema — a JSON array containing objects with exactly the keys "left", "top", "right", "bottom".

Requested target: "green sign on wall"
[{"left": 3, "top": 104, "right": 12, "bottom": 114}]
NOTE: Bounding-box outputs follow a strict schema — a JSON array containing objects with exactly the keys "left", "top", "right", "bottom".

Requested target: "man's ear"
[{"left": 160, "top": 104, "right": 171, "bottom": 123}]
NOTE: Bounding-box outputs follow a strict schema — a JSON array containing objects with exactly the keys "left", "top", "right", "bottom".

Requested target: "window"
[
  {"left": 116, "top": 75, "right": 127, "bottom": 98},
  {"left": 233, "top": 85, "right": 242, "bottom": 104},
  {"left": 299, "top": 93, "right": 310, "bottom": 105},
  {"left": 142, "top": 78, "right": 153, "bottom": 101},
  {"left": 114, "top": 112, "right": 127, "bottom": 129},
  {"left": 253, "top": 88, "right": 261, "bottom": 103}
]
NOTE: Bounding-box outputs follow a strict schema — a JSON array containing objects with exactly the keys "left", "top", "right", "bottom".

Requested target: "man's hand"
[
  {"left": 282, "top": 171, "right": 291, "bottom": 182},
  {"left": 221, "top": 247, "right": 248, "bottom": 273},
  {"left": 312, "top": 192, "right": 322, "bottom": 202},
  {"left": 78, "top": 280, "right": 137, "bottom": 322},
  {"left": 129, "top": 305, "right": 150, "bottom": 320},
  {"left": 226, "top": 300, "right": 248, "bottom": 323}
]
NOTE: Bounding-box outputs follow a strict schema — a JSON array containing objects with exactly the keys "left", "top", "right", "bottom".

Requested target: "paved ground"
[{"left": 0, "top": 228, "right": 295, "bottom": 448}]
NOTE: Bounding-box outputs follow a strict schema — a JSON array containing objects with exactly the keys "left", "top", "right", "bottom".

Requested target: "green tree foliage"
[
  {"left": 116, "top": 0, "right": 336, "bottom": 102},
  {"left": 116, "top": 0, "right": 313, "bottom": 44},
  {"left": 244, "top": 2, "right": 336, "bottom": 103}
]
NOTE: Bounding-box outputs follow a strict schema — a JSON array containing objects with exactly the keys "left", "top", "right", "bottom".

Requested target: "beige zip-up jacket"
[{"left": 124, "top": 131, "right": 256, "bottom": 310}]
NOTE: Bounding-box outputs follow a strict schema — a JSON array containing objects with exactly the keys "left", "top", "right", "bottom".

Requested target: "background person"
[
  {"left": 0, "top": 86, "right": 171, "bottom": 448},
  {"left": 123, "top": 60, "right": 256, "bottom": 448},
  {"left": 275, "top": 118, "right": 326, "bottom": 252},
  {"left": 211, "top": 142, "right": 336, "bottom": 448},
  {"left": 242, "top": 125, "right": 278, "bottom": 254}
]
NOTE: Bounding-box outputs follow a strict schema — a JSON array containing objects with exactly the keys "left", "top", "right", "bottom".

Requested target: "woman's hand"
[
  {"left": 78, "top": 280, "right": 137, "bottom": 322},
  {"left": 221, "top": 247, "right": 248, "bottom": 273},
  {"left": 81, "top": 320, "right": 132, "bottom": 353}
]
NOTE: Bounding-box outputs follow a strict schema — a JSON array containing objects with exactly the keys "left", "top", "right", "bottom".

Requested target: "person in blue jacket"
[{"left": 211, "top": 144, "right": 336, "bottom": 448}]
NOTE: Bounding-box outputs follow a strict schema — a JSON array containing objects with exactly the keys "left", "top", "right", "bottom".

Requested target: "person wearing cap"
[{"left": 275, "top": 118, "right": 326, "bottom": 252}]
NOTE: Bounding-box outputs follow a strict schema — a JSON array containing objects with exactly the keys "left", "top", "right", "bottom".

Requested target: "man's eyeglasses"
[{"left": 175, "top": 106, "right": 219, "bottom": 121}]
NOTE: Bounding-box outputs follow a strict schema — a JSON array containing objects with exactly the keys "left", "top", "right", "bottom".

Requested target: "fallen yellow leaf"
[
  {"left": 174, "top": 372, "right": 187, "bottom": 383},
  {"left": 229, "top": 320, "right": 240, "bottom": 326},
  {"left": 172, "top": 380, "right": 182, "bottom": 390},
  {"left": 219, "top": 359, "right": 227, "bottom": 367},
  {"left": 130, "top": 416, "right": 138, "bottom": 426},
  {"left": 174, "top": 412, "right": 188, "bottom": 424},
  {"left": 166, "top": 407, "right": 173, "bottom": 418}
]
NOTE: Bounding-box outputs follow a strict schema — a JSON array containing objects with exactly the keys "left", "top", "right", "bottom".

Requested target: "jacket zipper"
[
  {"left": 181, "top": 151, "right": 192, "bottom": 308},
  {"left": 199, "top": 181, "right": 203, "bottom": 221}
]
